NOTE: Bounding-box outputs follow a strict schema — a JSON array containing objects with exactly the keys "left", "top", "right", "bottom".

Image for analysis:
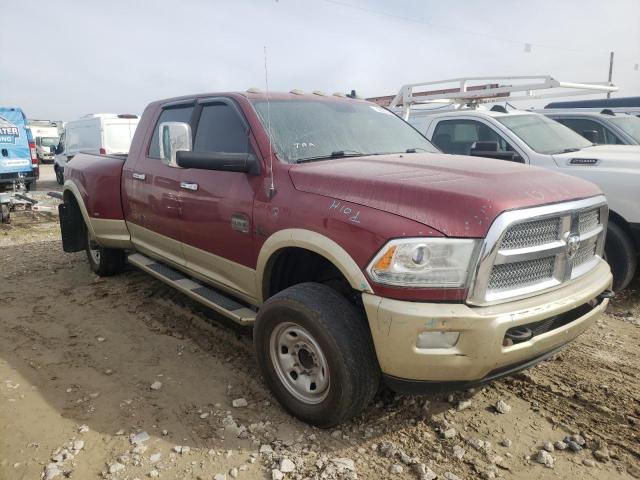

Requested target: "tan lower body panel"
[
  {"left": 363, "top": 260, "right": 612, "bottom": 382},
  {"left": 92, "top": 218, "right": 132, "bottom": 249},
  {"left": 127, "top": 222, "right": 257, "bottom": 305},
  {"left": 182, "top": 241, "right": 257, "bottom": 305}
]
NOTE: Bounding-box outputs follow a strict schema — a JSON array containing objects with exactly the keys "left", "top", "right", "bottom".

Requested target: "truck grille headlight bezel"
[{"left": 366, "top": 238, "right": 480, "bottom": 288}]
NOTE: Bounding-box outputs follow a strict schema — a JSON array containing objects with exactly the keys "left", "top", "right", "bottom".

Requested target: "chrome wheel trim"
[
  {"left": 87, "top": 230, "right": 101, "bottom": 265},
  {"left": 269, "top": 322, "right": 330, "bottom": 404}
]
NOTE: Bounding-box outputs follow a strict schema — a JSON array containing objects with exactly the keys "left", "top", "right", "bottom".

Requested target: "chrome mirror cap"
[{"left": 159, "top": 122, "right": 192, "bottom": 167}]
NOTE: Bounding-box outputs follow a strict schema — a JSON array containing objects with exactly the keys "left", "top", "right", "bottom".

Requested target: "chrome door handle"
[
  {"left": 180, "top": 181, "right": 198, "bottom": 191},
  {"left": 132, "top": 173, "right": 146, "bottom": 180}
]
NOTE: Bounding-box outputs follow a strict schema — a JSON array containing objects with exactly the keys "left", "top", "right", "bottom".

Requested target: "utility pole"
[{"left": 607, "top": 51, "right": 614, "bottom": 98}]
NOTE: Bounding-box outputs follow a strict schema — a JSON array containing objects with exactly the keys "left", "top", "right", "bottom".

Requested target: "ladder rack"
[{"left": 383, "top": 76, "right": 618, "bottom": 119}]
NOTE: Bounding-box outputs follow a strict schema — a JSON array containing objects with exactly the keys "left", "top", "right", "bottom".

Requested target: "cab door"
[
  {"left": 126, "top": 102, "right": 195, "bottom": 268},
  {"left": 178, "top": 98, "right": 261, "bottom": 300}
]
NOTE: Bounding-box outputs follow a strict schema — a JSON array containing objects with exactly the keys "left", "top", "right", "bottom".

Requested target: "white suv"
[{"left": 410, "top": 108, "right": 640, "bottom": 291}]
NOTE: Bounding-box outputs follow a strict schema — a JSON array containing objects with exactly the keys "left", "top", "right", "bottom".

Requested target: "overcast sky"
[{"left": 2, "top": 0, "right": 639, "bottom": 120}]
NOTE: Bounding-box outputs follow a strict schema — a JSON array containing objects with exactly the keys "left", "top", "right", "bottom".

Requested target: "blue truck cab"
[{"left": 0, "top": 107, "right": 39, "bottom": 190}]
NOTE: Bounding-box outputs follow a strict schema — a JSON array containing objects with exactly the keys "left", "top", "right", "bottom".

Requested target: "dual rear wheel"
[{"left": 85, "top": 229, "right": 125, "bottom": 276}]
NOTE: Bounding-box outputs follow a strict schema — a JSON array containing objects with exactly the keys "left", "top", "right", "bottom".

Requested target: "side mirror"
[
  {"left": 581, "top": 130, "right": 599, "bottom": 143},
  {"left": 159, "top": 122, "right": 192, "bottom": 167},
  {"left": 469, "top": 141, "right": 522, "bottom": 163},
  {"left": 471, "top": 141, "right": 499, "bottom": 152},
  {"left": 176, "top": 151, "right": 259, "bottom": 174}
]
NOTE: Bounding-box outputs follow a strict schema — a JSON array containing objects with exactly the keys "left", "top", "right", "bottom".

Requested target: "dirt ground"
[{"left": 1, "top": 180, "right": 639, "bottom": 480}]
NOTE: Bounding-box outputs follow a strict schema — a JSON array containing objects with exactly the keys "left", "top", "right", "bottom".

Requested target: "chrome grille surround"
[{"left": 467, "top": 195, "right": 608, "bottom": 306}]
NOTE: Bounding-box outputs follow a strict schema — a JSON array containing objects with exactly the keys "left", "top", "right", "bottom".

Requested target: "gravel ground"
[{"left": 0, "top": 211, "right": 639, "bottom": 480}]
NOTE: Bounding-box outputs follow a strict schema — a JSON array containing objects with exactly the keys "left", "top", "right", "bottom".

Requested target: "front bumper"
[{"left": 362, "top": 260, "right": 612, "bottom": 390}]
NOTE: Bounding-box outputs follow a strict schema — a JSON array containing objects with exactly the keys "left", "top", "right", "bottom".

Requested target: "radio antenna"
[{"left": 263, "top": 46, "right": 276, "bottom": 199}]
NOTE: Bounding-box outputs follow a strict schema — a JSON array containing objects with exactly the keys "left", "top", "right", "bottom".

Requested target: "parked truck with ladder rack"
[
  {"left": 385, "top": 76, "right": 640, "bottom": 291},
  {"left": 58, "top": 89, "right": 612, "bottom": 426}
]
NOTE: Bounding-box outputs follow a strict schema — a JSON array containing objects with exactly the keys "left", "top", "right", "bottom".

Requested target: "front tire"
[
  {"left": 604, "top": 222, "right": 637, "bottom": 292},
  {"left": 254, "top": 282, "right": 379, "bottom": 427},
  {"left": 85, "top": 229, "right": 125, "bottom": 276},
  {"left": 55, "top": 166, "right": 64, "bottom": 185}
]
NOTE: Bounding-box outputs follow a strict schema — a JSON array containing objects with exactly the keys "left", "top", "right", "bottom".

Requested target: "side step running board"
[{"left": 127, "top": 253, "right": 256, "bottom": 325}]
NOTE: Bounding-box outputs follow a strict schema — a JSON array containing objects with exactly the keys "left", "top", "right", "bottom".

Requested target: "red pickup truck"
[{"left": 59, "top": 90, "right": 613, "bottom": 427}]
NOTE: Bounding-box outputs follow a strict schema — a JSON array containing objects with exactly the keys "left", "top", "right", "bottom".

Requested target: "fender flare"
[
  {"left": 63, "top": 180, "right": 96, "bottom": 239},
  {"left": 255, "top": 228, "right": 374, "bottom": 304},
  {"left": 63, "top": 180, "right": 131, "bottom": 249}
]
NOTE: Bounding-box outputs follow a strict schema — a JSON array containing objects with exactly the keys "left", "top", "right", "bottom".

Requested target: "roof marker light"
[
  {"left": 312, "top": 90, "right": 326, "bottom": 96},
  {"left": 290, "top": 89, "right": 304, "bottom": 95},
  {"left": 246, "top": 87, "right": 262, "bottom": 94}
]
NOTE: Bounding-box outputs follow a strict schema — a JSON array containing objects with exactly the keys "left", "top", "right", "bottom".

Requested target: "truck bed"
[{"left": 64, "top": 152, "right": 128, "bottom": 221}]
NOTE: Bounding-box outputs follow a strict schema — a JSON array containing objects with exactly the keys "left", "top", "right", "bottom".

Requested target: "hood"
[
  {"left": 554, "top": 145, "right": 640, "bottom": 170},
  {"left": 289, "top": 153, "right": 602, "bottom": 237}
]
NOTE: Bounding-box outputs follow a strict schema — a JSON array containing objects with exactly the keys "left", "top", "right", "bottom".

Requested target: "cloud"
[{"left": 1, "top": 0, "right": 638, "bottom": 119}]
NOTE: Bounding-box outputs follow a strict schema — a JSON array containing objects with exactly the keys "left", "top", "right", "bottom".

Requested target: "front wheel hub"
[{"left": 270, "top": 322, "right": 330, "bottom": 404}]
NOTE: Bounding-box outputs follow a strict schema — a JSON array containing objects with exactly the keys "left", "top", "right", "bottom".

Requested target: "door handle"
[
  {"left": 132, "top": 173, "right": 146, "bottom": 181},
  {"left": 180, "top": 181, "right": 198, "bottom": 191}
]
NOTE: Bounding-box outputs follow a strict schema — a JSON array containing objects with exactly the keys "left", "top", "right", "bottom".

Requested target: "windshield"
[
  {"left": 251, "top": 99, "right": 438, "bottom": 163},
  {"left": 40, "top": 136, "right": 59, "bottom": 147},
  {"left": 497, "top": 114, "right": 592, "bottom": 155},
  {"left": 609, "top": 116, "right": 640, "bottom": 143}
]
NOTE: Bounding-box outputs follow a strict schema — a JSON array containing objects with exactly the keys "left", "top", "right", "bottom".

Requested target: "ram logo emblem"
[{"left": 566, "top": 234, "right": 580, "bottom": 259}]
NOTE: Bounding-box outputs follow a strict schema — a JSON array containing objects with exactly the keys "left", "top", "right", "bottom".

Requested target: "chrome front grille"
[
  {"left": 578, "top": 209, "right": 600, "bottom": 234},
  {"left": 468, "top": 196, "right": 608, "bottom": 306},
  {"left": 572, "top": 240, "right": 596, "bottom": 268},
  {"left": 488, "top": 257, "right": 556, "bottom": 291},
  {"left": 500, "top": 217, "right": 560, "bottom": 250}
]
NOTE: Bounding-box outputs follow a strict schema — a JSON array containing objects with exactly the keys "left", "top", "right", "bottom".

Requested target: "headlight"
[{"left": 367, "top": 238, "right": 479, "bottom": 288}]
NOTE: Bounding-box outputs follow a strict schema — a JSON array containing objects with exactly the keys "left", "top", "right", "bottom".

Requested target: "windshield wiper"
[
  {"left": 557, "top": 147, "right": 582, "bottom": 154},
  {"left": 405, "top": 147, "right": 431, "bottom": 153},
  {"left": 297, "top": 150, "right": 366, "bottom": 163}
]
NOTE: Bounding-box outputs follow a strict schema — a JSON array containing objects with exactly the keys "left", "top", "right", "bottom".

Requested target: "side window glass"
[
  {"left": 193, "top": 103, "right": 249, "bottom": 154},
  {"left": 58, "top": 132, "right": 65, "bottom": 152},
  {"left": 148, "top": 106, "right": 194, "bottom": 158},
  {"left": 433, "top": 120, "right": 514, "bottom": 155},
  {"left": 559, "top": 118, "right": 607, "bottom": 144},
  {"left": 601, "top": 126, "right": 623, "bottom": 144}
]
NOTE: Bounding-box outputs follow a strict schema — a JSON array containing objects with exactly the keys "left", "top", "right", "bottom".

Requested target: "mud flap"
[{"left": 59, "top": 203, "right": 86, "bottom": 252}]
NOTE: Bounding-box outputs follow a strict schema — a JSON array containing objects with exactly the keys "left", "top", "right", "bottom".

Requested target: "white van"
[{"left": 54, "top": 113, "right": 139, "bottom": 184}]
